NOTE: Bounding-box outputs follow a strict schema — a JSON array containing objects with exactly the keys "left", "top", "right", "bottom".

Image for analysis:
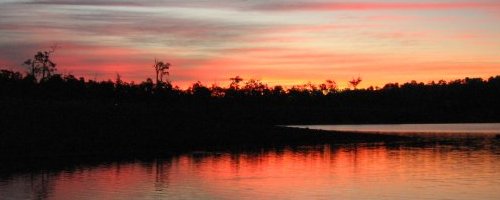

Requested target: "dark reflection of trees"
[
  {"left": 1, "top": 139, "right": 499, "bottom": 199},
  {"left": 0, "top": 157, "right": 179, "bottom": 199},
  {"left": 492, "top": 139, "right": 500, "bottom": 155},
  {"left": 154, "top": 159, "right": 172, "bottom": 192},
  {"left": 28, "top": 170, "right": 55, "bottom": 200},
  {"left": 230, "top": 154, "right": 241, "bottom": 173},
  {"left": 190, "top": 152, "right": 224, "bottom": 166}
]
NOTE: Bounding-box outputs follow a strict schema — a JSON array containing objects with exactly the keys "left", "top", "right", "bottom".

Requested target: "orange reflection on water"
[{"left": 1, "top": 143, "right": 499, "bottom": 200}]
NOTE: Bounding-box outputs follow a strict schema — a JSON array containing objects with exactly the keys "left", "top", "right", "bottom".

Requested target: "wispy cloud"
[
  {"left": 250, "top": 2, "right": 500, "bottom": 12},
  {"left": 24, "top": 0, "right": 142, "bottom": 6}
]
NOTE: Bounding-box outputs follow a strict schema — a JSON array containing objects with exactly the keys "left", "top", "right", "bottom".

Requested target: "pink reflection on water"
[{"left": 1, "top": 143, "right": 499, "bottom": 200}]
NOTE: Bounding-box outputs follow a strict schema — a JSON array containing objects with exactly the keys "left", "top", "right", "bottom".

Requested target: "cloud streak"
[
  {"left": 251, "top": 2, "right": 500, "bottom": 12},
  {"left": 24, "top": 0, "right": 142, "bottom": 6}
]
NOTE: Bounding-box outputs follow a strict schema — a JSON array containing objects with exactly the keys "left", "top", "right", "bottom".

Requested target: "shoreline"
[{"left": 0, "top": 126, "right": 409, "bottom": 161}]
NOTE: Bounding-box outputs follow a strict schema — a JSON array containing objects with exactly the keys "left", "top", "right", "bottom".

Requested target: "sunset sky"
[{"left": 1, "top": 0, "right": 499, "bottom": 88}]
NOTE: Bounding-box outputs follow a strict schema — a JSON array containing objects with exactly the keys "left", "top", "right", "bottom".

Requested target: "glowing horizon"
[{"left": 1, "top": 0, "right": 500, "bottom": 88}]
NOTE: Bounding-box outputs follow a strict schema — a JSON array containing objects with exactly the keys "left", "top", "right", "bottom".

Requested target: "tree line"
[
  {"left": 1, "top": 49, "right": 499, "bottom": 124},
  {"left": 2, "top": 49, "right": 498, "bottom": 159}
]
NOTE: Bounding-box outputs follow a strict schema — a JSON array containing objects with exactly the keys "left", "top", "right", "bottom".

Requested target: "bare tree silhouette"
[
  {"left": 115, "top": 73, "right": 123, "bottom": 86},
  {"left": 229, "top": 76, "right": 243, "bottom": 90},
  {"left": 23, "top": 46, "right": 57, "bottom": 81},
  {"left": 154, "top": 59, "right": 170, "bottom": 86},
  {"left": 349, "top": 76, "right": 362, "bottom": 90}
]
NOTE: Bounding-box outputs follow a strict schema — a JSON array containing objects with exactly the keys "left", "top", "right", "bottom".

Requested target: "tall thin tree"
[{"left": 153, "top": 59, "right": 170, "bottom": 86}]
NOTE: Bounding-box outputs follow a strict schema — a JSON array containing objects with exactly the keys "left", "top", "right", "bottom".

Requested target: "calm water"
[
  {"left": 1, "top": 124, "right": 500, "bottom": 200},
  {"left": 289, "top": 123, "right": 500, "bottom": 137}
]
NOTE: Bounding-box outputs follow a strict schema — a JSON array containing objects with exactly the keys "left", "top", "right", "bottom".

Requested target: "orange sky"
[{"left": 1, "top": 0, "right": 500, "bottom": 88}]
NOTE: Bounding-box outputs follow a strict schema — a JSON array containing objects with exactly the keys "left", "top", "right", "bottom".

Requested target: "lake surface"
[
  {"left": 289, "top": 123, "right": 500, "bottom": 137},
  {"left": 1, "top": 124, "right": 500, "bottom": 200}
]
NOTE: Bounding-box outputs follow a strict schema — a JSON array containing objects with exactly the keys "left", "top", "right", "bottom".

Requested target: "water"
[
  {"left": 289, "top": 123, "right": 500, "bottom": 137},
  {"left": 1, "top": 124, "right": 500, "bottom": 200}
]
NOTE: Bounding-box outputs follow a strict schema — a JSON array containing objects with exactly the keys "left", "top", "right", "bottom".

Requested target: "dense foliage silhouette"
[
  {"left": 1, "top": 68, "right": 499, "bottom": 124},
  {"left": 1, "top": 56, "right": 499, "bottom": 158}
]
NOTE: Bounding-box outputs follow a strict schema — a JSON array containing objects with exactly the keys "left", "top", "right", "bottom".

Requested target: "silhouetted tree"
[
  {"left": 319, "top": 79, "right": 337, "bottom": 94},
  {"left": 190, "top": 81, "right": 211, "bottom": 99},
  {"left": 153, "top": 59, "right": 170, "bottom": 86},
  {"left": 349, "top": 76, "right": 362, "bottom": 90},
  {"left": 141, "top": 78, "right": 155, "bottom": 94},
  {"left": 115, "top": 73, "right": 123, "bottom": 86},
  {"left": 210, "top": 83, "right": 225, "bottom": 97},
  {"left": 0, "top": 69, "right": 22, "bottom": 81},
  {"left": 23, "top": 47, "right": 57, "bottom": 81},
  {"left": 271, "top": 85, "right": 285, "bottom": 96},
  {"left": 229, "top": 76, "right": 243, "bottom": 90},
  {"left": 243, "top": 79, "right": 267, "bottom": 96}
]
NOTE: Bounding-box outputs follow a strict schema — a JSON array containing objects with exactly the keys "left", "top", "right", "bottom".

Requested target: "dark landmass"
[
  {"left": 0, "top": 97, "right": 407, "bottom": 159},
  {"left": 1, "top": 69, "right": 499, "bottom": 159}
]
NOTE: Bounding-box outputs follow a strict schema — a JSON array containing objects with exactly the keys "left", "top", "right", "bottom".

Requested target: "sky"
[{"left": 1, "top": 0, "right": 499, "bottom": 88}]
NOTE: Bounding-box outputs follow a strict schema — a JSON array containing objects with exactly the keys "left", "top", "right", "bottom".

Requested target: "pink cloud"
[{"left": 366, "top": 15, "right": 420, "bottom": 22}]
